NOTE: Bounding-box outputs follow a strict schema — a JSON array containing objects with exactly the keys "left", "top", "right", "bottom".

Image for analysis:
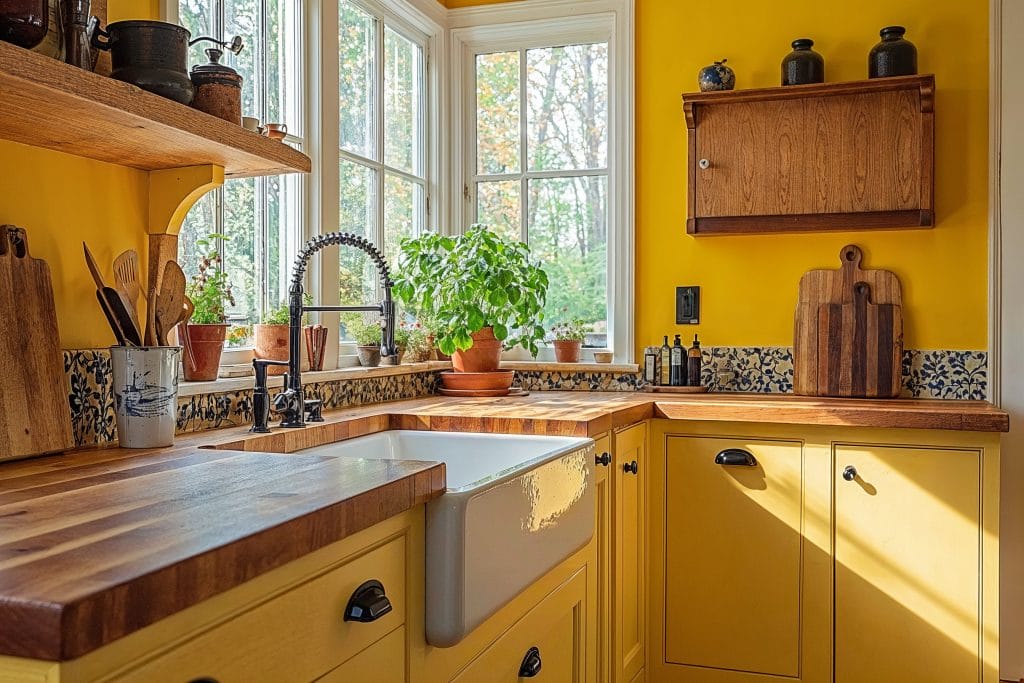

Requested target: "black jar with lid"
[
  {"left": 869, "top": 26, "right": 917, "bottom": 78},
  {"left": 191, "top": 46, "right": 243, "bottom": 124},
  {"left": 0, "top": 0, "right": 48, "bottom": 48},
  {"left": 782, "top": 38, "right": 824, "bottom": 86}
]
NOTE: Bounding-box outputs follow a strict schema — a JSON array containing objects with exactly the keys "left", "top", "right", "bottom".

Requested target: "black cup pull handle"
[
  {"left": 89, "top": 21, "right": 112, "bottom": 50},
  {"left": 623, "top": 460, "right": 638, "bottom": 475},
  {"left": 714, "top": 448, "right": 758, "bottom": 467},
  {"left": 595, "top": 452, "right": 611, "bottom": 467},
  {"left": 344, "top": 579, "right": 393, "bottom": 623},
  {"left": 519, "top": 646, "right": 542, "bottom": 677},
  {"left": 188, "top": 678, "right": 219, "bottom": 683}
]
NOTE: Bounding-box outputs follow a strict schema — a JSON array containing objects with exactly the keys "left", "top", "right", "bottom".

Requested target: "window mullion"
[
  {"left": 519, "top": 48, "right": 528, "bottom": 244},
  {"left": 375, "top": 16, "right": 386, "bottom": 257}
]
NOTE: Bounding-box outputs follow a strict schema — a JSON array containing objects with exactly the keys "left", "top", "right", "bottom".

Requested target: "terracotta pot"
[
  {"left": 554, "top": 340, "right": 582, "bottom": 363},
  {"left": 357, "top": 345, "right": 381, "bottom": 367},
  {"left": 254, "top": 324, "right": 290, "bottom": 376},
  {"left": 451, "top": 327, "right": 502, "bottom": 373},
  {"left": 381, "top": 347, "right": 406, "bottom": 366},
  {"left": 182, "top": 323, "right": 228, "bottom": 381},
  {"left": 439, "top": 370, "right": 515, "bottom": 391}
]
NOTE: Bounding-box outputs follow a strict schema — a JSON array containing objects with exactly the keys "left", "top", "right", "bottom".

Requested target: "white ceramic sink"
[{"left": 301, "top": 430, "right": 595, "bottom": 646}]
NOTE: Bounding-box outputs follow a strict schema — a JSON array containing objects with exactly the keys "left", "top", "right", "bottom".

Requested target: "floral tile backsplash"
[{"left": 63, "top": 347, "right": 989, "bottom": 449}]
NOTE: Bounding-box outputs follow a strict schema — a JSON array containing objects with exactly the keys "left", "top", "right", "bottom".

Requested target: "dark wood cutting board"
[
  {"left": 794, "top": 245, "right": 903, "bottom": 396},
  {"left": 0, "top": 226, "right": 74, "bottom": 461},
  {"left": 816, "top": 282, "right": 903, "bottom": 398}
]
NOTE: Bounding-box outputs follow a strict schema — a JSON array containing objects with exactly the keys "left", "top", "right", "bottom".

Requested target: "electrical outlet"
[{"left": 676, "top": 286, "right": 700, "bottom": 324}]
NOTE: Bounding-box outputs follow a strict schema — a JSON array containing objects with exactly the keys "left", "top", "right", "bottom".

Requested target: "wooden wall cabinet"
[{"left": 682, "top": 75, "right": 935, "bottom": 235}]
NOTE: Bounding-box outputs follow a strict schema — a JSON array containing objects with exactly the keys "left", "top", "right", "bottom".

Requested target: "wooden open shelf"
[{"left": 0, "top": 40, "right": 310, "bottom": 178}]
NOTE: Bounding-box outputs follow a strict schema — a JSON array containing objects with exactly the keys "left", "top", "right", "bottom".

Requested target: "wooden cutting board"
[
  {"left": 0, "top": 226, "right": 74, "bottom": 461},
  {"left": 816, "top": 282, "right": 903, "bottom": 398},
  {"left": 794, "top": 245, "right": 903, "bottom": 397}
]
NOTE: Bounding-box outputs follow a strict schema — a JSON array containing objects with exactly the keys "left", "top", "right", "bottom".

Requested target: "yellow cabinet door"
[
  {"left": 594, "top": 434, "right": 613, "bottom": 683},
  {"left": 613, "top": 423, "right": 646, "bottom": 683},
  {"left": 450, "top": 567, "right": 589, "bottom": 683},
  {"left": 663, "top": 435, "right": 804, "bottom": 680},
  {"left": 834, "top": 444, "right": 988, "bottom": 683},
  {"left": 316, "top": 626, "right": 405, "bottom": 682}
]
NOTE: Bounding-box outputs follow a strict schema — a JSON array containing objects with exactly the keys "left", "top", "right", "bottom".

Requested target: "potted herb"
[
  {"left": 550, "top": 316, "right": 589, "bottom": 363},
  {"left": 254, "top": 302, "right": 290, "bottom": 375},
  {"left": 396, "top": 321, "right": 431, "bottom": 363},
  {"left": 393, "top": 227, "right": 548, "bottom": 374},
  {"left": 183, "top": 235, "right": 234, "bottom": 381},
  {"left": 347, "top": 316, "right": 383, "bottom": 367}
]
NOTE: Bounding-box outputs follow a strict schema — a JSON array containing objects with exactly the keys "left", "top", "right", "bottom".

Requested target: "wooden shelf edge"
[
  {"left": 0, "top": 41, "right": 310, "bottom": 177},
  {"left": 687, "top": 210, "right": 934, "bottom": 236},
  {"left": 682, "top": 74, "right": 935, "bottom": 108}
]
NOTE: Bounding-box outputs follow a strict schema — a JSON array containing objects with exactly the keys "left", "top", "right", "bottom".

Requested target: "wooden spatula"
[
  {"left": 156, "top": 261, "right": 186, "bottom": 346},
  {"left": 113, "top": 250, "right": 143, "bottom": 332}
]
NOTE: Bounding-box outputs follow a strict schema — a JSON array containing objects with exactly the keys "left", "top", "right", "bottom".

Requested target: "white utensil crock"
[{"left": 110, "top": 346, "right": 180, "bottom": 448}]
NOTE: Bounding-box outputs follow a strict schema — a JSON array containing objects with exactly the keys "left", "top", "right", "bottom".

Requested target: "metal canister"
[{"left": 190, "top": 46, "right": 242, "bottom": 124}]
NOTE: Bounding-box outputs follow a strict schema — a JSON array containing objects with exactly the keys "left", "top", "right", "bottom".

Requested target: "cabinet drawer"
[
  {"left": 451, "top": 567, "right": 588, "bottom": 683},
  {"left": 664, "top": 436, "right": 803, "bottom": 679},
  {"left": 115, "top": 535, "right": 406, "bottom": 683},
  {"left": 317, "top": 626, "right": 405, "bottom": 682}
]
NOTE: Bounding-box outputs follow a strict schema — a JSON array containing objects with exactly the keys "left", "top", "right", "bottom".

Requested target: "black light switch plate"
[{"left": 676, "top": 286, "right": 700, "bottom": 324}]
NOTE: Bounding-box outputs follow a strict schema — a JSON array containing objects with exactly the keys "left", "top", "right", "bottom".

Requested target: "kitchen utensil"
[
  {"left": 190, "top": 45, "right": 243, "bottom": 124},
  {"left": 793, "top": 244, "right": 902, "bottom": 396},
  {"left": 89, "top": 20, "right": 239, "bottom": 104},
  {"left": 304, "top": 324, "right": 328, "bottom": 372},
  {"left": 155, "top": 261, "right": 185, "bottom": 346},
  {"left": 816, "top": 282, "right": 903, "bottom": 398},
  {"left": 146, "top": 233, "right": 177, "bottom": 346},
  {"left": 100, "top": 286, "right": 141, "bottom": 345},
  {"left": 112, "top": 248, "right": 142, "bottom": 317},
  {"left": 0, "top": 226, "right": 74, "bottom": 461},
  {"left": 0, "top": 0, "right": 48, "bottom": 48}
]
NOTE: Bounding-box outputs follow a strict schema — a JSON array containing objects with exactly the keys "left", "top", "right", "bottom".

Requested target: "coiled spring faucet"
[{"left": 251, "top": 232, "right": 397, "bottom": 432}]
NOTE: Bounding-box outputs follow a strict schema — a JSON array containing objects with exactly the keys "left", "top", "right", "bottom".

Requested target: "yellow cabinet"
[
  {"left": 593, "top": 433, "right": 613, "bottom": 683},
  {"left": 834, "top": 443, "right": 997, "bottom": 683},
  {"left": 317, "top": 626, "right": 406, "bottom": 682},
  {"left": 613, "top": 423, "right": 646, "bottom": 683},
  {"left": 450, "top": 567, "right": 589, "bottom": 683},
  {"left": 663, "top": 435, "right": 805, "bottom": 679}
]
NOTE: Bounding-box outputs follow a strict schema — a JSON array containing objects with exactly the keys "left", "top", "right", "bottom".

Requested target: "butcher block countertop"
[{"left": 0, "top": 391, "right": 1007, "bottom": 662}]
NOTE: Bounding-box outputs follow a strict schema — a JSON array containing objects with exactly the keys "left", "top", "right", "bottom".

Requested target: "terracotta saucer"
[
  {"left": 439, "top": 370, "right": 515, "bottom": 391},
  {"left": 438, "top": 386, "right": 527, "bottom": 398}
]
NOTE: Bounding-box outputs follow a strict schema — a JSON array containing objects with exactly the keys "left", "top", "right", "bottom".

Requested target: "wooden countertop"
[{"left": 0, "top": 391, "right": 1006, "bottom": 662}]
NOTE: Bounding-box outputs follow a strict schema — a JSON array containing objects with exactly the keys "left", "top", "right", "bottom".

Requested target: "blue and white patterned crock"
[
  {"left": 110, "top": 346, "right": 181, "bottom": 448},
  {"left": 698, "top": 59, "right": 736, "bottom": 92}
]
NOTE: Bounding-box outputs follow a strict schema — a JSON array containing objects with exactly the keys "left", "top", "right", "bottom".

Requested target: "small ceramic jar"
[
  {"left": 869, "top": 26, "right": 917, "bottom": 78},
  {"left": 190, "top": 47, "right": 242, "bottom": 124},
  {"left": 782, "top": 38, "right": 824, "bottom": 85},
  {"left": 698, "top": 59, "right": 735, "bottom": 92}
]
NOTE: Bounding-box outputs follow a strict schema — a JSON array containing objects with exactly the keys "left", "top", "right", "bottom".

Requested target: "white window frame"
[{"left": 449, "top": 0, "right": 635, "bottom": 362}]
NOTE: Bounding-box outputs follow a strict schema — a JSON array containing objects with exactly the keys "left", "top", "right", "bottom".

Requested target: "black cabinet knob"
[
  {"left": 714, "top": 448, "right": 758, "bottom": 467},
  {"left": 842, "top": 465, "right": 858, "bottom": 482},
  {"left": 519, "top": 646, "right": 543, "bottom": 677},
  {"left": 623, "top": 460, "right": 638, "bottom": 475},
  {"left": 595, "top": 452, "right": 612, "bottom": 467},
  {"left": 344, "top": 579, "right": 393, "bottom": 623}
]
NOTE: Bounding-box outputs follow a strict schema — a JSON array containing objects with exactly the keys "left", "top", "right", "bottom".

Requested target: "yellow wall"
[
  {"left": 448, "top": 0, "right": 989, "bottom": 352},
  {"left": 0, "top": 1, "right": 159, "bottom": 350}
]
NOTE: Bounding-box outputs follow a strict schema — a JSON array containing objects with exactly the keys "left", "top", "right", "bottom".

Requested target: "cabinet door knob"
[
  {"left": 595, "top": 452, "right": 612, "bottom": 467},
  {"left": 623, "top": 460, "right": 638, "bottom": 475},
  {"left": 698, "top": 158, "right": 710, "bottom": 170},
  {"left": 842, "top": 465, "right": 858, "bottom": 482},
  {"left": 344, "top": 579, "right": 393, "bottom": 623},
  {"left": 519, "top": 646, "right": 543, "bottom": 677},
  {"left": 714, "top": 448, "right": 758, "bottom": 467}
]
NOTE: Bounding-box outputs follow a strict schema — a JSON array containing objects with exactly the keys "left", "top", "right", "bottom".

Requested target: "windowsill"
[{"left": 177, "top": 359, "right": 640, "bottom": 397}]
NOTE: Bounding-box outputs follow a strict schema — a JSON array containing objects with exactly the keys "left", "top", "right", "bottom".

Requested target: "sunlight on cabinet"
[
  {"left": 594, "top": 434, "right": 613, "bottom": 683},
  {"left": 614, "top": 423, "right": 646, "bottom": 683}
]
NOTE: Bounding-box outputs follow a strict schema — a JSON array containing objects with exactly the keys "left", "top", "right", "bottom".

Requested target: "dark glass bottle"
[
  {"left": 660, "top": 336, "right": 671, "bottom": 386},
  {"left": 670, "top": 334, "right": 685, "bottom": 387},
  {"left": 62, "top": 0, "right": 93, "bottom": 70},
  {"left": 869, "top": 26, "right": 917, "bottom": 78},
  {"left": 687, "top": 335, "right": 703, "bottom": 387},
  {"left": 782, "top": 38, "right": 824, "bottom": 86},
  {"left": 0, "top": 0, "right": 48, "bottom": 49}
]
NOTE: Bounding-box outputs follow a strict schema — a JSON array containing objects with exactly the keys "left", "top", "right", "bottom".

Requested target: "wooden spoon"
[{"left": 155, "top": 261, "right": 186, "bottom": 346}]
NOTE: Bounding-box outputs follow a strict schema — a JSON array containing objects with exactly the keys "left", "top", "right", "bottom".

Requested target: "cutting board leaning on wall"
[
  {"left": 794, "top": 245, "right": 904, "bottom": 398},
  {"left": 0, "top": 226, "right": 74, "bottom": 461}
]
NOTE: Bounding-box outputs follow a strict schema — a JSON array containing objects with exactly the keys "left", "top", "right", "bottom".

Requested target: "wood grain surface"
[
  {"left": 0, "top": 447, "right": 444, "bottom": 660},
  {"left": 794, "top": 245, "right": 903, "bottom": 396},
  {"left": 0, "top": 227, "right": 74, "bottom": 462},
  {"left": 0, "top": 41, "right": 310, "bottom": 177},
  {"left": 683, "top": 75, "right": 934, "bottom": 235}
]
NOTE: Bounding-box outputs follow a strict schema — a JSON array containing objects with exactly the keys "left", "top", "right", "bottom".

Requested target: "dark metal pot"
[{"left": 90, "top": 20, "right": 195, "bottom": 104}]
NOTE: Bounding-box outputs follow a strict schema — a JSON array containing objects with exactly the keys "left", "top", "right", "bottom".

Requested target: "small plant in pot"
[
  {"left": 550, "top": 316, "right": 589, "bottom": 363},
  {"left": 347, "top": 315, "right": 384, "bottom": 368},
  {"left": 254, "top": 302, "right": 291, "bottom": 376},
  {"left": 393, "top": 226, "right": 548, "bottom": 388},
  {"left": 183, "top": 235, "right": 234, "bottom": 381}
]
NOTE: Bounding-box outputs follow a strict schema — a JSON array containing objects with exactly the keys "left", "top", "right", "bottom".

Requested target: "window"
[
  {"left": 177, "top": 0, "right": 304, "bottom": 332},
  {"left": 474, "top": 44, "right": 609, "bottom": 343},
  {"left": 338, "top": 0, "right": 428, "bottom": 335},
  {"left": 454, "top": 3, "right": 632, "bottom": 360}
]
